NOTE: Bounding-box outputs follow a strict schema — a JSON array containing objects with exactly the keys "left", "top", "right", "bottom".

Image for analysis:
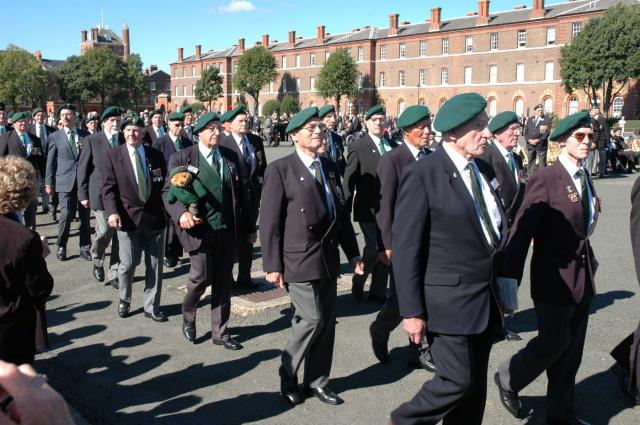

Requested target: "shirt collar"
[
  {"left": 198, "top": 142, "right": 217, "bottom": 159},
  {"left": 169, "top": 133, "right": 178, "bottom": 143},
  {"left": 443, "top": 141, "right": 473, "bottom": 174},
  {"left": 369, "top": 133, "right": 382, "bottom": 145},
  {"left": 126, "top": 143, "right": 144, "bottom": 156},
  {"left": 403, "top": 140, "right": 424, "bottom": 160},
  {"left": 295, "top": 147, "right": 319, "bottom": 169},
  {"left": 558, "top": 153, "right": 584, "bottom": 178},
  {"left": 232, "top": 133, "right": 245, "bottom": 144},
  {"left": 493, "top": 140, "right": 511, "bottom": 158}
]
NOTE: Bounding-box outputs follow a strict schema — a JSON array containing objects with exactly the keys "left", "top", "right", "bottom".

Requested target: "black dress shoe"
[
  {"left": 505, "top": 329, "right": 522, "bottom": 341},
  {"left": 163, "top": 256, "right": 178, "bottom": 268},
  {"left": 408, "top": 356, "right": 436, "bottom": 373},
  {"left": 183, "top": 318, "right": 196, "bottom": 343},
  {"left": 212, "top": 338, "right": 243, "bottom": 350},
  {"left": 494, "top": 372, "right": 522, "bottom": 418},
  {"left": 105, "top": 278, "right": 119, "bottom": 289},
  {"left": 93, "top": 265, "right": 105, "bottom": 282},
  {"left": 369, "top": 322, "right": 389, "bottom": 363},
  {"left": 304, "top": 387, "right": 344, "bottom": 405},
  {"left": 144, "top": 311, "right": 168, "bottom": 322},
  {"left": 118, "top": 301, "right": 130, "bottom": 318},
  {"left": 279, "top": 366, "right": 303, "bottom": 406},
  {"left": 612, "top": 364, "right": 640, "bottom": 405},
  {"left": 368, "top": 293, "right": 386, "bottom": 304},
  {"left": 56, "top": 247, "right": 66, "bottom": 261},
  {"left": 79, "top": 250, "right": 92, "bottom": 261}
]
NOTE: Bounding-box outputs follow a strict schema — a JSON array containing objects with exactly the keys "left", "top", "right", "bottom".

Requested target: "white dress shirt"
[
  {"left": 558, "top": 154, "right": 595, "bottom": 231},
  {"left": 494, "top": 141, "right": 519, "bottom": 184},
  {"left": 296, "top": 148, "right": 334, "bottom": 217},
  {"left": 198, "top": 143, "right": 224, "bottom": 177},
  {"left": 369, "top": 133, "right": 392, "bottom": 154},
  {"left": 404, "top": 141, "right": 427, "bottom": 161},
  {"left": 35, "top": 123, "right": 48, "bottom": 149},
  {"left": 15, "top": 131, "right": 32, "bottom": 156},
  {"left": 126, "top": 144, "right": 147, "bottom": 184},
  {"left": 232, "top": 133, "right": 255, "bottom": 172}
]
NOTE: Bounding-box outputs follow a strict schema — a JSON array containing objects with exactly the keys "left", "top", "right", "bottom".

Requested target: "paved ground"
[{"left": 34, "top": 144, "right": 640, "bottom": 424}]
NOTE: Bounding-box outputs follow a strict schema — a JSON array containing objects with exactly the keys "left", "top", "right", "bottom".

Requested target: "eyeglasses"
[
  {"left": 302, "top": 123, "right": 326, "bottom": 132},
  {"left": 572, "top": 132, "right": 595, "bottom": 143}
]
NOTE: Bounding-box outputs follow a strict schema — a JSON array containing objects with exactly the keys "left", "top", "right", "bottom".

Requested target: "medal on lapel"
[{"left": 566, "top": 185, "right": 578, "bottom": 203}]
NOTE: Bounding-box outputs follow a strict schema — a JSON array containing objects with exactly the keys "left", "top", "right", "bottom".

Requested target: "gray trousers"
[
  {"left": 353, "top": 221, "right": 389, "bottom": 298},
  {"left": 283, "top": 277, "right": 337, "bottom": 388},
  {"left": 39, "top": 175, "right": 50, "bottom": 211},
  {"left": 527, "top": 148, "right": 547, "bottom": 174},
  {"left": 91, "top": 209, "right": 120, "bottom": 281},
  {"left": 236, "top": 234, "right": 254, "bottom": 282},
  {"left": 585, "top": 150, "right": 597, "bottom": 175},
  {"left": 57, "top": 191, "right": 91, "bottom": 251},
  {"left": 116, "top": 222, "right": 164, "bottom": 314},
  {"left": 498, "top": 293, "right": 591, "bottom": 423}
]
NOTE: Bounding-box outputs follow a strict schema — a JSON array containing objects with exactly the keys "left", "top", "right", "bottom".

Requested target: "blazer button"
[
  {"left": 308, "top": 226, "right": 313, "bottom": 230},
  {"left": 300, "top": 208, "right": 305, "bottom": 213}
]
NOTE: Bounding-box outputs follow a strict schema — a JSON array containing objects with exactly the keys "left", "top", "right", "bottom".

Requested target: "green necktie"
[
  {"left": 311, "top": 161, "right": 329, "bottom": 214},
  {"left": 507, "top": 153, "right": 517, "bottom": 182},
  {"left": 467, "top": 162, "right": 500, "bottom": 248},
  {"left": 68, "top": 131, "right": 78, "bottom": 158},
  {"left": 38, "top": 125, "right": 43, "bottom": 140},
  {"left": 134, "top": 149, "right": 149, "bottom": 203},
  {"left": 209, "top": 150, "right": 223, "bottom": 179},
  {"left": 174, "top": 136, "right": 182, "bottom": 152},
  {"left": 577, "top": 169, "right": 590, "bottom": 232},
  {"left": 20, "top": 133, "right": 27, "bottom": 146},
  {"left": 110, "top": 135, "right": 118, "bottom": 149},
  {"left": 378, "top": 138, "right": 387, "bottom": 155}
]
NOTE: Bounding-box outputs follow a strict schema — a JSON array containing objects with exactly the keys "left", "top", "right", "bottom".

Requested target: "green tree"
[
  {"left": 280, "top": 95, "right": 300, "bottom": 115},
  {"left": 0, "top": 45, "right": 48, "bottom": 110},
  {"left": 122, "top": 53, "right": 149, "bottom": 110},
  {"left": 55, "top": 56, "right": 93, "bottom": 111},
  {"left": 261, "top": 99, "right": 280, "bottom": 117},
  {"left": 80, "top": 47, "right": 127, "bottom": 110},
  {"left": 560, "top": 3, "right": 640, "bottom": 116},
  {"left": 190, "top": 102, "right": 206, "bottom": 114},
  {"left": 315, "top": 49, "right": 360, "bottom": 114},
  {"left": 233, "top": 46, "right": 277, "bottom": 116},
  {"left": 195, "top": 66, "right": 224, "bottom": 110}
]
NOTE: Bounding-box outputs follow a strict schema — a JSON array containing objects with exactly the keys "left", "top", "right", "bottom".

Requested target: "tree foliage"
[
  {"left": 0, "top": 45, "right": 48, "bottom": 110},
  {"left": 261, "top": 99, "right": 280, "bottom": 117},
  {"left": 122, "top": 53, "right": 149, "bottom": 110},
  {"left": 80, "top": 47, "right": 127, "bottom": 109},
  {"left": 315, "top": 49, "right": 360, "bottom": 112},
  {"left": 280, "top": 94, "right": 300, "bottom": 115},
  {"left": 233, "top": 46, "right": 277, "bottom": 116},
  {"left": 195, "top": 66, "right": 224, "bottom": 109},
  {"left": 560, "top": 4, "right": 640, "bottom": 116}
]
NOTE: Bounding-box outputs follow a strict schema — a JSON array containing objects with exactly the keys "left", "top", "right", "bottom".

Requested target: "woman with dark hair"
[{"left": 0, "top": 156, "right": 53, "bottom": 364}]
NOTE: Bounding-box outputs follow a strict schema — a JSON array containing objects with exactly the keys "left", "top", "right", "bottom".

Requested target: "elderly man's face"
[
  {"left": 151, "top": 114, "right": 162, "bottom": 127},
  {"left": 452, "top": 111, "right": 491, "bottom": 159},
  {"left": 184, "top": 112, "right": 193, "bottom": 125},
  {"left": 534, "top": 107, "right": 543, "bottom": 117},
  {"left": 168, "top": 120, "right": 183, "bottom": 137},
  {"left": 123, "top": 125, "right": 143, "bottom": 147},
  {"left": 404, "top": 119, "right": 432, "bottom": 149},
  {"left": 229, "top": 114, "right": 248, "bottom": 136},
  {"left": 33, "top": 112, "right": 45, "bottom": 125},
  {"left": 367, "top": 113, "right": 386, "bottom": 138},
  {"left": 87, "top": 120, "right": 98, "bottom": 132},
  {"left": 13, "top": 119, "right": 27, "bottom": 133},
  {"left": 494, "top": 122, "right": 520, "bottom": 151},
  {"left": 199, "top": 121, "right": 223, "bottom": 149},
  {"left": 103, "top": 116, "right": 121, "bottom": 134},
  {"left": 293, "top": 119, "right": 324, "bottom": 153},
  {"left": 59, "top": 108, "right": 75, "bottom": 128},
  {"left": 563, "top": 127, "right": 594, "bottom": 162},
  {"left": 323, "top": 112, "right": 336, "bottom": 130}
]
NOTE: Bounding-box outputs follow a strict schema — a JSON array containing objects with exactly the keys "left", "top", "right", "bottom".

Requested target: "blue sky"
[{"left": 1, "top": 0, "right": 566, "bottom": 71}]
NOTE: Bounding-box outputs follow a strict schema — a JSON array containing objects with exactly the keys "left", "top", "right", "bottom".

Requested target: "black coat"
[
  {"left": 523, "top": 115, "right": 551, "bottom": 151},
  {"left": 0, "top": 130, "right": 45, "bottom": 177},
  {"left": 328, "top": 131, "right": 346, "bottom": 176},
  {"left": 343, "top": 133, "right": 398, "bottom": 223},
  {"left": 77, "top": 131, "right": 124, "bottom": 211},
  {"left": 259, "top": 152, "right": 360, "bottom": 283},
  {"left": 392, "top": 147, "right": 507, "bottom": 335},
  {"left": 102, "top": 144, "right": 167, "bottom": 232},
  {"left": 592, "top": 115, "right": 610, "bottom": 149},
  {"left": 152, "top": 134, "right": 194, "bottom": 166}
]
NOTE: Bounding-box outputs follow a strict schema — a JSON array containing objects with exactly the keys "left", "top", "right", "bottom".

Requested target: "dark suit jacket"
[
  {"left": 45, "top": 128, "right": 89, "bottom": 193},
  {"left": 343, "top": 133, "right": 398, "bottom": 223},
  {"left": 328, "top": 131, "right": 346, "bottom": 176},
  {"left": 153, "top": 134, "right": 194, "bottom": 166},
  {"left": 259, "top": 152, "right": 360, "bottom": 283},
  {"left": 102, "top": 144, "right": 167, "bottom": 232},
  {"left": 142, "top": 125, "right": 165, "bottom": 146},
  {"left": 477, "top": 142, "right": 526, "bottom": 226},
  {"left": 592, "top": 115, "right": 610, "bottom": 149},
  {"left": 502, "top": 160, "right": 599, "bottom": 305},
  {"left": 180, "top": 125, "right": 198, "bottom": 143},
  {"left": 162, "top": 145, "right": 253, "bottom": 252},
  {"left": 627, "top": 176, "right": 640, "bottom": 389},
  {"left": 77, "top": 131, "right": 124, "bottom": 211},
  {"left": 376, "top": 143, "right": 430, "bottom": 250},
  {"left": 220, "top": 132, "right": 267, "bottom": 227},
  {"left": 28, "top": 124, "right": 56, "bottom": 153},
  {"left": 0, "top": 130, "right": 45, "bottom": 177},
  {"left": 393, "top": 148, "right": 507, "bottom": 335},
  {"left": 523, "top": 115, "right": 551, "bottom": 151}
]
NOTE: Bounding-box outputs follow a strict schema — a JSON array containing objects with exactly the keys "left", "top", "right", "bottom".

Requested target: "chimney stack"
[
  {"left": 34, "top": 50, "right": 42, "bottom": 61},
  {"left": 389, "top": 14, "right": 399, "bottom": 36},
  {"left": 430, "top": 8, "right": 442, "bottom": 31},
  {"left": 288, "top": 31, "right": 296, "bottom": 47},
  {"left": 177, "top": 47, "right": 184, "bottom": 62},
  {"left": 91, "top": 27, "right": 99, "bottom": 41},
  {"left": 477, "top": 1, "right": 490, "bottom": 26},
  {"left": 195, "top": 44, "right": 202, "bottom": 59},
  {"left": 81, "top": 30, "right": 88, "bottom": 43},
  {"left": 238, "top": 38, "right": 245, "bottom": 53},
  {"left": 262, "top": 34, "right": 270, "bottom": 47},
  {"left": 530, "top": 0, "right": 545, "bottom": 19},
  {"left": 317, "top": 25, "right": 326, "bottom": 42},
  {"left": 122, "top": 23, "right": 130, "bottom": 61}
]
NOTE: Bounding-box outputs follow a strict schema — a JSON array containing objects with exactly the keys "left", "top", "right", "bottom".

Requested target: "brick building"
[
  {"left": 170, "top": 0, "right": 638, "bottom": 119},
  {"left": 144, "top": 65, "right": 171, "bottom": 106},
  {"left": 80, "top": 23, "right": 130, "bottom": 61}
]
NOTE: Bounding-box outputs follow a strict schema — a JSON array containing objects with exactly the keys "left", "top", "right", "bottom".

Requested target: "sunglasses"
[{"left": 572, "top": 132, "right": 595, "bottom": 142}]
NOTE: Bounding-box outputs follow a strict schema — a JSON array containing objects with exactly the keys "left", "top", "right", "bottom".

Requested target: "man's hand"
[
  {"left": 402, "top": 316, "right": 427, "bottom": 345},
  {"left": 40, "top": 237, "right": 50, "bottom": 258},
  {"left": 44, "top": 185, "right": 53, "bottom": 196},
  {"left": 107, "top": 214, "right": 121, "bottom": 229},
  {"left": 248, "top": 233, "right": 257, "bottom": 244},
  {"left": 80, "top": 200, "right": 90, "bottom": 209},
  {"left": 529, "top": 139, "right": 538, "bottom": 145},
  {"left": 266, "top": 272, "right": 284, "bottom": 288},
  {"left": 379, "top": 249, "right": 392, "bottom": 266},
  {"left": 350, "top": 257, "right": 365, "bottom": 275},
  {"left": 179, "top": 211, "right": 196, "bottom": 229}
]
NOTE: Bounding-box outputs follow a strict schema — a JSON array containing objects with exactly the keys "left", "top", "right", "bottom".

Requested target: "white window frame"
[
  {"left": 464, "top": 66, "right": 472, "bottom": 85},
  {"left": 465, "top": 36, "right": 473, "bottom": 53},
  {"left": 282, "top": 56, "right": 287, "bottom": 69},
  {"left": 420, "top": 40, "right": 427, "bottom": 57},
  {"left": 612, "top": 96, "right": 623, "bottom": 117},
  {"left": 545, "top": 61, "right": 554, "bottom": 81},
  {"left": 442, "top": 38, "right": 449, "bottom": 55},
  {"left": 295, "top": 54, "right": 301, "bottom": 68},
  {"left": 489, "top": 64, "right": 498, "bottom": 84},
  {"left": 546, "top": 27, "right": 556, "bottom": 45},
  {"left": 358, "top": 46, "right": 364, "bottom": 62},
  {"left": 490, "top": 32, "right": 499, "bottom": 51},
  {"left": 295, "top": 78, "right": 301, "bottom": 92},
  {"left": 488, "top": 98, "right": 497, "bottom": 117},
  {"left": 441, "top": 67, "right": 449, "bottom": 85},
  {"left": 399, "top": 42, "right": 406, "bottom": 59},
  {"left": 150, "top": 81, "right": 156, "bottom": 91},
  {"left": 516, "top": 63, "right": 525, "bottom": 82},
  {"left": 399, "top": 70, "right": 406, "bottom": 87},
  {"left": 310, "top": 77, "right": 315, "bottom": 91},
  {"left": 310, "top": 53, "right": 316, "bottom": 66},
  {"left": 569, "top": 95, "right": 579, "bottom": 114},
  {"left": 379, "top": 72, "right": 385, "bottom": 87},
  {"left": 572, "top": 22, "right": 583, "bottom": 38},
  {"left": 380, "top": 45, "right": 387, "bottom": 60},
  {"left": 517, "top": 30, "right": 526, "bottom": 48},
  {"left": 419, "top": 69, "right": 427, "bottom": 87}
]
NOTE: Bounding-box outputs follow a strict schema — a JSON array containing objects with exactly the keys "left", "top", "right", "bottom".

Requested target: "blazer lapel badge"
[{"left": 566, "top": 185, "right": 579, "bottom": 203}]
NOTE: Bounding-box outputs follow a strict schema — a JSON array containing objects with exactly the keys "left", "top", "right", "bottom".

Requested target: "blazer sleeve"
[
  {"left": 258, "top": 164, "right": 286, "bottom": 274},
  {"left": 375, "top": 155, "right": 397, "bottom": 250},
  {"left": 101, "top": 150, "right": 119, "bottom": 217},
  {"left": 630, "top": 177, "right": 640, "bottom": 286},
  {"left": 342, "top": 147, "right": 360, "bottom": 214},
  {"left": 77, "top": 139, "right": 92, "bottom": 202},
  {"left": 162, "top": 153, "right": 189, "bottom": 223},
  {"left": 392, "top": 163, "right": 429, "bottom": 318},
  {"left": 45, "top": 136, "right": 57, "bottom": 188},
  {"left": 21, "top": 233, "right": 54, "bottom": 310}
]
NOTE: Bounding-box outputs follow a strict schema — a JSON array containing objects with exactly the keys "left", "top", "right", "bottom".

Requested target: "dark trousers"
[
  {"left": 353, "top": 221, "right": 389, "bottom": 298},
  {"left": 57, "top": 191, "right": 91, "bottom": 250},
  {"left": 498, "top": 289, "right": 592, "bottom": 423},
  {"left": 182, "top": 229, "right": 235, "bottom": 341},
  {"left": 527, "top": 148, "right": 547, "bottom": 174},
  {"left": 391, "top": 301, "right": 500, "bottom": 425},
  {"left": 0, "top": 307, "right": 36, "bottom": 365},
  {"left": 282, "top": 277, "right": 337, "bottom": 388},
  {"left": 164, "top": 219, "right": 183, "bottom": 261},
  {"left": 598, "top": 148, "right": 608, "bottom": 177},
  {"left": 236, "top": 233, "right": 254, "bottom": 282},
  {"left": 611, "top": 325, "right": 640, "bottom": 395},
  {"left": 23, "top": 199, "right": 37, "bottom": 230}
]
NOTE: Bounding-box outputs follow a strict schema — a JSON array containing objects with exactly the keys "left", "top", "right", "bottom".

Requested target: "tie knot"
[{"left": 576, "top": 169, "right": 585, "bottom": 178}]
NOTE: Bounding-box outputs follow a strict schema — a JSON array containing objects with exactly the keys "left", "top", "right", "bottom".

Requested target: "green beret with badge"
[
  {"left": 365, "top": 104, "right": 385, "bottom": 120},
  {"left": 193, "top": 112, "right": 221, "bottom": 134},
  {"left": 10, "top": 111, "right": 30, "bottom": 122},
  {"left": 120, "top": 115, "right": 145, "bottom": 130},
  {"left": 488, "top": 111, "right": 519, "bottom": 134},
  {"left": 57, "top": 103, "right": 76, "bottom": 115},
  {"left": 31, "top": 107, "right": 44, "bottom": 116},
  {"left": 318, "top": 104, "right": 336, "bottom": 119},
  {"left": 101, "top": 106, "right": 124, "bottom": 122},
  {"left": 179, "top": 105, "right": 193, "bottom": 114},
  {"left": 397, "top": 105, "right": 431, "bottom": 130},
  {"left": 149, "top": 109, "right": 162, "bottom": 118},
  {"left": 168, "top": 112, "right": 185, "bottom": 122},
  {"left": 166, "top": 166, "right": 208, "bottom": 225},
  {"left": 549, "top": 111, "right": 592, "bottom": 141},
  {"left": 286, "top": 107, "right": 319, "bottom": 134},
  {"left": 433, "top": 93, "right": 487, "bottom": 133},
  {"left": 220, "top": 105, "right": 247, "bottom": 123}
]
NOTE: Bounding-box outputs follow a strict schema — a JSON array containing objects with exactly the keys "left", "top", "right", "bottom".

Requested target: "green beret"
[
  {"left": 318, "top": 104, "right": 336, "bottom": 119},
  {"left": 433, "top": 93, "right": 487, "bottom": 133},
  {"left": 85, "top": 115, "right": 98, "bottom": 123},
  {"left": 488, "top": 111, "right": 519, "bottom": 134},
  {"left": 220, "top": 106, "right": 247, "bottom": 123},
  {"left": 613, "top": 127, "right": 622, "bottom": 132},
  {"left": 365, "top": 104, "right": 385, "bottom": 120},
  {"left": 168, "top": 112, "right": 185, "bottom": 122},
  {"left": 397, "top": 105, "right": 431, "bottom": 130},
  {"left": 57, "top": 103, "right": 76, "bottom": 114},
  {"left": 549, "top": 111, "right": 592, "bottom": 141},
  {"left": 179, "top": 105, "right": 193, "bottom": 114},
  {"left": 120, "top": 115, "right": 145, "bottom": 130},
  {"left": 286, "top": 107, "right": 319, "bottom": 134},
  {"left": 32, "top": 107, "right": 44, "bottom": 116},
  {"left": 10, "top": 111, "right": 30, "bottom": 122},
  {"left": 193, "top": 112, "right": 221, "bottom": 134},
  {"left": 534, "top": 104, "right": 543, "bottom": 110},
  {"left": 149, "top": 109, "right": 162, "bottom": 118},
  {"left": 169, "top": 166, "right": 189, "bottom": 179},
  {"left": 101, "top": 106, "right": 124, "bottom": 122}
]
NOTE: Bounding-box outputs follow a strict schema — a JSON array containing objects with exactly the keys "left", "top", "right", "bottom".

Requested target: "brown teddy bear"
[{"left": 166, "top": 166, "right": 206, "bottom": 225}]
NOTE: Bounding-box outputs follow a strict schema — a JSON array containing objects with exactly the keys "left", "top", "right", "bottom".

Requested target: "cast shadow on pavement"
[{"left": 46, "top": 300, "right": 112, "bottom": 327}]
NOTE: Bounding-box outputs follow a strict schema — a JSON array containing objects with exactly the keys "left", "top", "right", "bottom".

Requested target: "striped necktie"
[{"left": 134, "top": 148, "right": 149, "bottom": 202}]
